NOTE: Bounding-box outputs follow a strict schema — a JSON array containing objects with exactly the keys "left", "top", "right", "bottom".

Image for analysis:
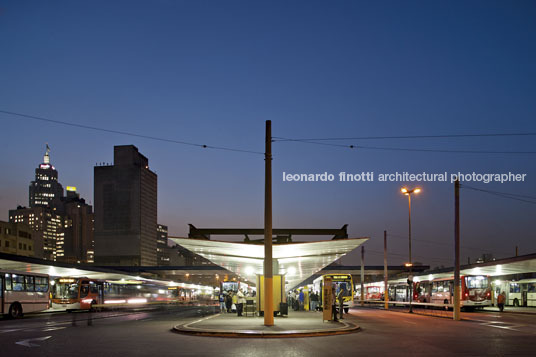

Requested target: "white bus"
[
  {"left": 1, "top": 270, "right": 50, "bottom": 318},
  {"left": 508, "top": 279, "right": 536, "bottom": 307}
]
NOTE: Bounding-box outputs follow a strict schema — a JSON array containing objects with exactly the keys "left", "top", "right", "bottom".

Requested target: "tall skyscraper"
[
  {"left": 9, "top": 145, "right": 94, "bottom": 262},
  {"left": 94, "top": 145, "right": 157, "bottom": 266},
  {"left": 29, "top": 145, "right": 63, "bottom": 207}
]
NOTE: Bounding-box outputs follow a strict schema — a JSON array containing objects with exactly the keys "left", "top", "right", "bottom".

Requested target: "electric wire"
[
  {"left": 0, "top": 110, "right": 265, "bottom": 155},
  {"left": 273, "top": 133, "right": 536, "bottom": 141},
  {"left": 273, "top": 137, "right": 536, "bottom": 154},
  {"left": 461, "top": 184, "right": 536, "bottom": 205}
]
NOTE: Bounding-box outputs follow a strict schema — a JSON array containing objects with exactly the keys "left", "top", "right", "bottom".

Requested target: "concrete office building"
[
  {"left": 55, "top": 187, "right": 95, "bottom": 264},
  {"left": 0, "top": 221, "right": 35, "bottom": 257},
  {"left": 94, "top": 145, "right": 157, "bottom": 266},
  {"left": 9, "top": 206, "right": 63, "bottom": 260},
  {"left": 156, "top": 224, "right": 170, "bottom": 266}
]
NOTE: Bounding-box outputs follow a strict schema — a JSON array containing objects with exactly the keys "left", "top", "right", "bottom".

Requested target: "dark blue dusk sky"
[{"left": 1, "top": 1, "right": 535, "bottom": 267}]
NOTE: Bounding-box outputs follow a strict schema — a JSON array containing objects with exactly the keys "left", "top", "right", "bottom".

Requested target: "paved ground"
[
  {"left": 1, "top": 305, "right": 535, "bottom": 356},
  {"left": 175, "top": 310, "right": 358, "bottom": 336}
]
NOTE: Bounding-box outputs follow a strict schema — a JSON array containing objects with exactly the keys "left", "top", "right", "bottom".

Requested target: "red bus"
[
  {"left": 51, "top": 277, "right": 175, "bottom": 311},
  {"left": 413, "top": 275, "right": 491, "bottom": 309}
]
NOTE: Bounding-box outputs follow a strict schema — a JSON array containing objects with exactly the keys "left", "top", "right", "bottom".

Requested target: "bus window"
[
  {"left": 5, "top": 273, "right": 12, "bottom": 290},
  {"left": 12, "top": 274, "right": 25, "bottom": 291},
  {"left": 90, "top": 282, "right": 99, "bottom": 294},
  {"left": 466, "top": 276, "right": 488, "bottom": 289},
  {"left": 432, "top": 282, "right": 437, "bottom": 294},
  {"left": 53, "top": 281, "right": 79, "bottom": 299},
  {"left": 25, "top": 276, "right": 35, "bottom": 291},
  {"left": 510, "top": 283, "right": 520, "bottom": 293},
  {"left": 80, "top": 285, "right": 89, "bottom": 298},
  {"left": 528, "top": 283, "right": 536, "bottom": 293},
  {"left": 35, "top": 277, "right": 49, "bottom": 292}
]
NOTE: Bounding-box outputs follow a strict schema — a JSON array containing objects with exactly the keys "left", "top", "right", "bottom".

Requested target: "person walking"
[
  {"left": 225, "top": 291, "right": 232, "bottom": 313},
  {"left": 497, "top": 291, "right": 506, "bottom": 312},
  {"left": 298, "top": 289, "right": 305, "bottom": 311},
  {"left": 338, "top": 285, "right": 346, "bottom": 319},
  {"left": 219, "top": 292, "right": 226, "bottom": 313},
  {"left": 310, "top": 291, "right": 318, "bottom": 312},
  {"left": 231, "top": 291, "right": 238, "bottom": 313},
  {"left": 331, "top": 283, "right": 339, "bottom": 322},
  {"left": 237, "top": 289, "right": 246, "bottom": 316}
]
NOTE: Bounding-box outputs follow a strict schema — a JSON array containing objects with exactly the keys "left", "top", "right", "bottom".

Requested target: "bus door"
[
  {"left": 98, "top": 283, "right": 104, "bottom": 304},
  {"left": 522, "top": 290, "right": 528, "bottom": 307},
  {"left": 0, "top": 274, "right": 3, "bottom": 314}
]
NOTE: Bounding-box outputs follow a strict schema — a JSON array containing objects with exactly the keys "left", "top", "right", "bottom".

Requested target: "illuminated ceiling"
[{"left": 170, "top": 237, "right": 368, "bottom": 289}]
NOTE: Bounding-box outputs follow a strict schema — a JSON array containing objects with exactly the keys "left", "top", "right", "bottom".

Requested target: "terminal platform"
[{"left": 173, "top": 310, "right": 360, "bottom": 338}]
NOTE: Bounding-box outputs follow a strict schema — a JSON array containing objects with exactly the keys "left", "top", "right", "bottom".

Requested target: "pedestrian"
[
  {"left": 237, "top": 289, "right": 246, "bottom": 316},
  {"left": 331, "top": 283, "right": 339, "bottom": 322},
  {"left": 219, "top": 292, "right": 226, "bottom": 313},
  {"left": 310, "top": 291, "right": 319, "bottom": 312},
  {"left": 231, "top": 291, "right": 238, "bottom": 313},
  {"left": 497, "top": 291, "right": 506, "bottom": 312},
  {"left": 225, "top": 291, "right": 232, "bottom": 313},
  {"left": 338, "top": 285, "right": 346, "bottom": 319},
  {"left": 298, "top": 289, "right": 305, "bottom": 311}
]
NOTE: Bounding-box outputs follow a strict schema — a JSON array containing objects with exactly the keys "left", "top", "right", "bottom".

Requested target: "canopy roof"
[
  {"left": 170, "top": 237, "right": 368, "bottom": 289},
  {"left": 0, "top": 253, "right": 210, "bottom": 291}
]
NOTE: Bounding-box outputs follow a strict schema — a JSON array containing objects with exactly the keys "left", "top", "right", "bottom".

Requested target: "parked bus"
[
  {"left": 313, "top": 274, "right": 354, "bottom": 313},
  {"left": 51, "top": 277, "right": 175, "bottom": 311},
  {"left": 388, "top": 283, "right": 410, "bottom": 302},
  {"left": 413, "top": 275, "right": 491, "bottom": 309},
  {"left": 1, "top": 270, "right": 50, "bottom": 318},
  {"left": 365, "top": 285, "right": 383, "bottom": 301},
  {"left": 508, "top": 279, "right": 536, "bottom": 307}
]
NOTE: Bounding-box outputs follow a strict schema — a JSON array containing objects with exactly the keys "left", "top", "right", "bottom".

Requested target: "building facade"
[
  {"left": 94, "top": 145, "right": 157, "bottom": 266},
  {"left": 9, "top": 206, "right": 63, "bottom": 260},
  {"left": 8, "top": 146, "right": 94, "bottom": 262},
  {"left": 55, "top": 187, "right": 95, "bottom": 263},
  {"left": 29, "top": 145, "right": 63, "bottom": 208},
  {"left": 0, "top": 221, "right": 35, "bottom": 257},
  {"left": 157, "top": 224, "right": 169, "bottom": 266}
]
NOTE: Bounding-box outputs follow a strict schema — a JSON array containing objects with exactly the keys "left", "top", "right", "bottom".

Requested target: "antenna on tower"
[{"left": 44, "top": 143, "right": 51, "bottom": 164}]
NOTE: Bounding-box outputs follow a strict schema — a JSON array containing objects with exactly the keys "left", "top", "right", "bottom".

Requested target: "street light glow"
[
  {"left": 401, "top": 187, "right": 408, "bottom": 193},
  {"left": 414, "top": 188, "right": 421, "bottom": 193}
]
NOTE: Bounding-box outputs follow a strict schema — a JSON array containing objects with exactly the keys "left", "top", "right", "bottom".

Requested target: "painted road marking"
[
  {"left": 42, "top": 326, "right": 67, "bottom": 332},
  {"left": 0, "top": 329, "right": 20, "bottom": 334},
  {"left": 15, "top": 336, "right": 52, "bottom": 348}
]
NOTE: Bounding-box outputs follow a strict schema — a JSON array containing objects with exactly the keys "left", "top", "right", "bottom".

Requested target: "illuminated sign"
[
  {"left": 59, "top": 278, "right": 76, "bottom": 283},
  {"left": 66, "top": 186, "right": 77, "bottom": 192}
]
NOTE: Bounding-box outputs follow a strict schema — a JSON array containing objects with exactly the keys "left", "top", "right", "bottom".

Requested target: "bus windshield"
[
  {"left": 335, "top": 281, "right": 352, "bottom": 297},
  {"left": 53, "top": 282, "right": 79, "bottom": 299},
  {"left": 465, "top": 276, "right": 489, "bottom": 289}
]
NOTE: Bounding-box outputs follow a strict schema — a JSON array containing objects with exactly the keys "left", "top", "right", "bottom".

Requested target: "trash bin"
[{"left": 279, "top": 302, "right": 288, "bottom": 316}]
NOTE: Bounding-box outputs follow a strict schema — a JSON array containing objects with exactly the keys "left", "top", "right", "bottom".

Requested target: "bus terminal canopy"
[{"left": 169, "top": 237, "right": 368, "bottom": 289}]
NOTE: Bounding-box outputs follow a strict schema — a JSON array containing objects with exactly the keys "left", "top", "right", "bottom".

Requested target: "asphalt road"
[{"left": 1, "top": 305, "right": 535, "bottom": 356}]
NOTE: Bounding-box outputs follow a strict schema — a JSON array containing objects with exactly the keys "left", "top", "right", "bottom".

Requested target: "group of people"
[
  {"left": 219, "top": 289, "right": 253, "bottom": 317},
  {"left": 287, "top": 284, "right": 347, "bottom": 322}
]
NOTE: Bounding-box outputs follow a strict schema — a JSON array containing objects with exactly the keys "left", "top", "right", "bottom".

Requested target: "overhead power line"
[
  {"left": 274, "top": 132, "right": 536, "bottom": 141},
  {"left": 272, "top": 137, "right": 536, "bottom": 154},
  {"left": 0, "top": 110, "right": 264, "bottom": 155},
  {"left": 461, "top": 185, "right": 536, "bottom": 205}
]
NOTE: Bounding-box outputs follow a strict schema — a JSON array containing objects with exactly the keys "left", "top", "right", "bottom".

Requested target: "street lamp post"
[{"left": 401, "top": 187, "right": 421, "bottom": 313}]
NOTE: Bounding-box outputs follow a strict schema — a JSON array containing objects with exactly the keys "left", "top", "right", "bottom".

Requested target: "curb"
[{"left": 172, "top": 314, "right": 361, "bottom": 338}]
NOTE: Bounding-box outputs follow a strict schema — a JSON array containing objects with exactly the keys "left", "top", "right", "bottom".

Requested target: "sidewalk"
[
  {"left": 173, "top": 310, "right": 360, "bottom": 338},
  {"left": 484, "top": 306, "right": 536, "bottom": 314}
]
